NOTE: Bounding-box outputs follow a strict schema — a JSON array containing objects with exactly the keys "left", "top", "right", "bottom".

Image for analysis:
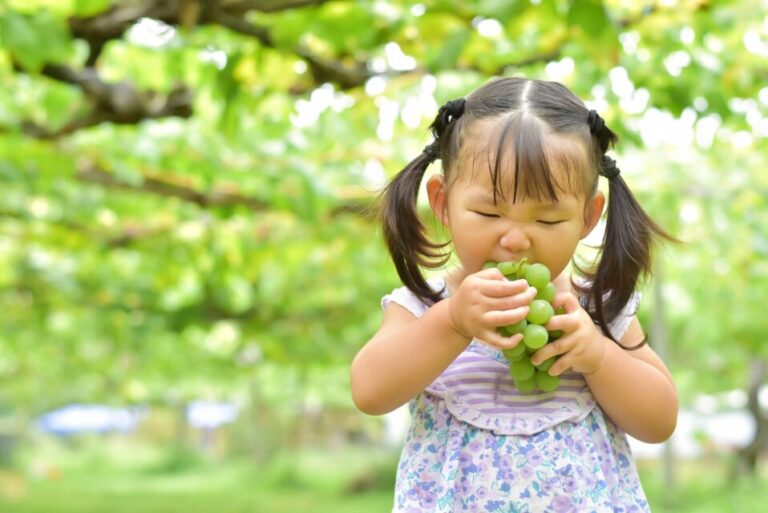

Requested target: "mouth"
[{"left": 497, "top": 256, "right": 528, "bottom": 264}]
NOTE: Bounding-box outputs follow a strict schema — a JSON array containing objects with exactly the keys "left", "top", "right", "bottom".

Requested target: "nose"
[{"left": 500, "top": 224, "right": 531, "bottom": 253}]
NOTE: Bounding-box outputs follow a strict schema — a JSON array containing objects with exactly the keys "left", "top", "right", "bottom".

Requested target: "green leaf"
[
  {"left": 566, "top": 0, "right": 618, "bottom": 66},
  {"left": 73, "top": 0, "right": 112, "bottom": 17},
  {"left": 0, "top": 10, "right": 73, "bottom": 70},
  {"left": 475, "top": 0, "right": 528, "bottom": 23},
  {"left": 426, "top": 28, "right": 471, "bottom": 71},
  {"left": 567, "top": 0, "right": 610, "bottom": 37}
]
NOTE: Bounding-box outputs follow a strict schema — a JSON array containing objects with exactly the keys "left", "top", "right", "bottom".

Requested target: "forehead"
[
  {"left": 460, "top": 180, "right": 583, "bottom": 213},
  {"left": 451, "top": 115, "right": 592, "bottom": 203}
]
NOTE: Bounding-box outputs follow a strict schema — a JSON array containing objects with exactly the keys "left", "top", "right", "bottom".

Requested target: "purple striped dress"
[{"left": 383, "top": 279, "right": 650, "bottom": 513}]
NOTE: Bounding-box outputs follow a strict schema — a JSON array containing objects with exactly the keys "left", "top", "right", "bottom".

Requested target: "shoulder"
[{"left": 381, "top": 278, "right": 447, "bottom": 318}]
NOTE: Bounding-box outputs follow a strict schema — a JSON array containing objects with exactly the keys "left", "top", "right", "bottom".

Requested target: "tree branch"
[
  {"left": 215, "top": 13, "right": 371, "bottom": 88},
  {"left": 0, "top": 206, "right": 179, "bottom": 248},
  {"left": 76, "top": 162, "right": 268, "bottom": 211},
  {"left": 68, "top": 3, "right": 172, "bottom": 65},
  {"left": 67, "top": 0, "right": 373, "bottom": 90},
  {"left": 73, "top": 160, "right": 372, "bottom": 218},
  {"left": 224, "top": 0, "right": 330, "bottom": 14},
  {"left": 13, "top": 64, "right": 193, "bottom": 138}
]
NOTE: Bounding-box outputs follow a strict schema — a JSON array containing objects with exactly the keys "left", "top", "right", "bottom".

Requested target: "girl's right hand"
[{"left": 446, "top": 267, "right": 537, "bottom": 350}]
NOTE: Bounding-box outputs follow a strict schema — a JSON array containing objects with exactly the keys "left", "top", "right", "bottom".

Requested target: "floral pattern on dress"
[{"left": 393, "top": 393, "right": 650, "bottom": 513}]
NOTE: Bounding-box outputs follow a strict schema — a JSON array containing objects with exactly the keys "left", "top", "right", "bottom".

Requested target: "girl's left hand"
[{"left": 530, "top": 291, "right": 607, "bottom": 376}]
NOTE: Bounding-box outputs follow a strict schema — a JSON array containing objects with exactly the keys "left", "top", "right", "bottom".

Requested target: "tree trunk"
[
  {"left": 732, "top": 358, "right": 768, "bottom": 478},
  {"left": 650, "top": 259, "right": 675, "bottom": 496},
  {"left": 651, "top": 259, "right": 676, "bottom": 488}
]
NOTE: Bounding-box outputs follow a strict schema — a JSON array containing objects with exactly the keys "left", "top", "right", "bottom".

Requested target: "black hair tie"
[
  {"left": 587, "top": 109, "right": 605, "bottom": 135},
  {"left": 422, "top": 142, "right": 439, "bottom": 162},
  {"left": 443, "top": 98, "right": 466, "bottom": 121},
  {"left": 426, "top": 98, "right": 466, "bottom": 162},
  {"left": 601, "top": 155, "right": 621, "bottom": 180},
  {"left": 433, "top": 98, "right": 466, "bottom": 135}
]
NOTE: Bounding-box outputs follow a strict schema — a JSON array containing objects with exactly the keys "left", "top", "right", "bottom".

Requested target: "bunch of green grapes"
[{"left": 485, "top": 259, "right": 563, "bottom": 393}]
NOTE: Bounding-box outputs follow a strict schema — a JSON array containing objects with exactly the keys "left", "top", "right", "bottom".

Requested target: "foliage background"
[{"left": 0, "top": 0, "right": 767, "bottom": 511}]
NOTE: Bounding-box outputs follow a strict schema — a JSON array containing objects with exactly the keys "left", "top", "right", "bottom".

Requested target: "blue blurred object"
[{"left": 37, "top": 404, "right": 146, "bottom": 435}]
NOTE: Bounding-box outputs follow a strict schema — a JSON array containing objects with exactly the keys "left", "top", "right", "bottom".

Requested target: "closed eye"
[
  {"left": 473, "top": 211, "right": 500, "bottom": 218},
  {"left": 537, "top": 220, "right": 564, "bottom": 225}
]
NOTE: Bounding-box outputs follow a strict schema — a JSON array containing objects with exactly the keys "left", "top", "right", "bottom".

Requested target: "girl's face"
[{"left": 427, "top": 159, "right": 604, "bottom": 281}]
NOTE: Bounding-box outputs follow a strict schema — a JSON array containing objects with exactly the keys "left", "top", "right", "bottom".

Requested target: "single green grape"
[
  {"left": 548, "top": 330, "right": 564, "bottom": 341},
  {"left": 497, "top": 261, "right": 518, "bottom": 278},
  {"left": 535, "top": 371, "right": 560, "bottom": 392},
  {"left": 535, "top": 356, "right": 557, "bottom": 372},
  {"left": 507, "top": 351, "right": 529, "bottom": 363},
  {"left": 509, "top": 358, "right": 535, "bottom": 381},
  {"left": 503, "top": 343, "right": 527, "bottom": 360},
  {"left": 483, "top": 261, "right": 498, "bottom": 270},
  {"left": 526, "top": 299, "right": 554, "bottom": 325},
  {"left": 524, "top": 263, "right": 551, "bottom": 290},
  {"left": 547, "top": 306, "right": 566, "bottom": 340},
  {"left": 549, "top": 306, "right": 565, "bottom": 342},
  {"left": 523, "top": 324, "right": 549, "bottom": 350},
  {"left": 515, "top": 376, "right": 537, "bottom": 393},
  {"left": 535, "top": 282, "right": 557, "bottom": 303},
  {"left": 499, "top": 319, "right": 527, "bottom": 337}
]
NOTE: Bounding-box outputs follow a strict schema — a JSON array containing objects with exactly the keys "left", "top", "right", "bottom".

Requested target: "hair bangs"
[{"left": 460, "top": 114, "right": 591, "bottom": 204}]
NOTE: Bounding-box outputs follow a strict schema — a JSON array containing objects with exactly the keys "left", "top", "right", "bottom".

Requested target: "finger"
[
  {"left": 544, "top": 312, "right": 576, "bottom": 333},
  {"left": 543, "top": 352, "right": 574, "bottom": 376},
  {"left": 486, "top": 286, "right": 537, "bottom": 310},
  {"left": 530, "top": 336, "right": 572, "bottom": 366},
  {"left": 481, "top": 331, "right": 523, "bottom": 350},
  {"left": 482, "top": 278, "right": 530, "bottom": 298},
  {"left": 485, "top": 305, "right": 530, "bottom": 327},
  {"left": 551, "top": 291, "right": 581, "bottom": 313}
]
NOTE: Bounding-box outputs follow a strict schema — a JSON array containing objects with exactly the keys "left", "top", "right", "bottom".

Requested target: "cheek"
[{"left": 536, "top": 229, "right": 581, "bottom": 270}]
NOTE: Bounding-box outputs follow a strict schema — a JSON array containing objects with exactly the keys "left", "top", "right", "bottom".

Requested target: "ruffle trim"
[{"left": 423, "top": 340, "right": 597, "bottom": 435}]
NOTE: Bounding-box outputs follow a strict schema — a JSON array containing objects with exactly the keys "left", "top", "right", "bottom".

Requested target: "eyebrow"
[
  {"left": 467, "top": 192, "right": 496, "bottom": 203},
  {"left": 468, "top": 192, "right": 567, "bottom": 209}
]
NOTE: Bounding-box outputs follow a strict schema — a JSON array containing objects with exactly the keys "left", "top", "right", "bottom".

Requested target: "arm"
[
  {"left": 532, "top": 293, "right": 678, "bottom": 443},
  {"left": 350, "top": 269, "right": 536, "bottom": 416},
  {"left": 350, "top": 299, "right": 470, "bottom": 416},
  {"left": 582, "top": 319, "right": 678, "bottom": 443}
]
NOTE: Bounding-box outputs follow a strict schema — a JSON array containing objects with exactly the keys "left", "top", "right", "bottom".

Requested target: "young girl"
[{"left": 350, "top": 77, "right": 678, "bottom": 512}]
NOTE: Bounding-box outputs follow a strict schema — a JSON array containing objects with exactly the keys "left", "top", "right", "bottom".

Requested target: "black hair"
[{"left": 379, "top": 77, "right": 674, "bottom": 342}]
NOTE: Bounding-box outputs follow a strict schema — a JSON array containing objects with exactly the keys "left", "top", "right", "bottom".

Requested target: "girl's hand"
[
  {"left": 446, "top": 267, "right": 537, "bottom": 350},
  {"left": 530, "top": 291, "right": 606, "bottom": 376}
]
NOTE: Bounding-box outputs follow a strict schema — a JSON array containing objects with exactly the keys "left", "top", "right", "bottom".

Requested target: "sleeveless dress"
[{"left": 383, "top": 278, "right": 650, "bottom": 513}]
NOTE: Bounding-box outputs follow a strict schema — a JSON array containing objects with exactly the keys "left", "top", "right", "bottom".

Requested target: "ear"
[
  {"left": 426, "top": 174, "right": 449, "bottom": 226},
  {"left": 581, "top": 191, "right": 605, "bottom": 238}
]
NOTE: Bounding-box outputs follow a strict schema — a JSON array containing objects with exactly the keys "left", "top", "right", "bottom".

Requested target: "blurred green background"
[{"left": 0, "top": 0, "right": 767, "bottom": 511}]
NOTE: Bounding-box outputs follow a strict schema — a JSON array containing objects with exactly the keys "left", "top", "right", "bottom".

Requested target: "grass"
[
  {"left": 0, "top": 438, "right": 398, "bottom": 513},
  {"left": 0, "top": 438, "right": 765, "bottom": 513},
  {"left": 638, "top": 456, "right": 768, "bottom": 513}
]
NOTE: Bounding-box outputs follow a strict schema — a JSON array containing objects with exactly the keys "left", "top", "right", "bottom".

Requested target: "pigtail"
[
  {"left": 579, "top": 112, "right": 676, "bottom": 342},
  {"left": 589, "top": 171, "right": 672, "bottom": 341},
  {"left": 379, "top": 98, "right": 466, "bottom": 305},
  {"left": 380, "top": 150, "right": 449, "bottom": 305}
]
